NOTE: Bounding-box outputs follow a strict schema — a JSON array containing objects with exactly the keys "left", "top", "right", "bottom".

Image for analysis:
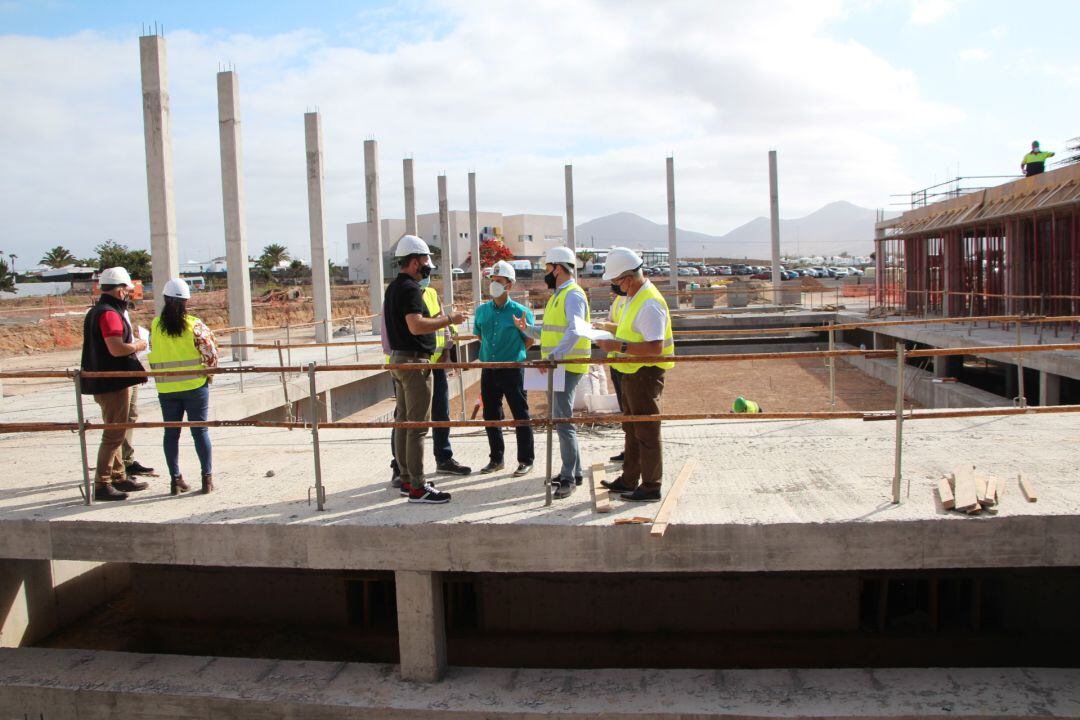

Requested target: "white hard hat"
[
  {"left": 602, "top": 247, "right": 644, "bottom": 281},
  {"left": 98, "top": 267, "right": 133, "bottom": 288},
  {"left": 545, "top": 246, "right": 576, "bottom": 266},
  {"left": 163, "top": 278, "right": 191, "bottom": 299},
  {"left": 490, "top": 260, "right": 516, "bottom": 282},
  {"left": 395, "top": 234, "right": 432, "bottom": 258}
]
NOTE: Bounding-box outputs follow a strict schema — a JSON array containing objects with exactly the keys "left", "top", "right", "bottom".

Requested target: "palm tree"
[
  {"left": 40, "top": 246, "right": 76, "bottom": 268},
  {"left": 0, "top": 258, "right": 15, "bottom": 293},
  {"left": 257, "top": 244, "right": 290, "bottom": 274}
]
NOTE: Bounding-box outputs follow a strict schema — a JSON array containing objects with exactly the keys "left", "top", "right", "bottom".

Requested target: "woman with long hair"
[{"left": 147, "top": 278, "right": 219, "bottom": 495}]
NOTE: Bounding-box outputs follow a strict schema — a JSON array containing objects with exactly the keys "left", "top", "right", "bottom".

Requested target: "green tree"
[
  {"left": 40, "top": 246, "right": 77, "bottom": 268},
  {"left": 256, "top": 244, "right": 290, "bottom": 278},
  {"left": 0, "top": 258, "right": 15, "bottom": 293},
  {"left": 95, "top": 240, "right": 151, "bottom": 280},
  {"left": 576, "top": 250, "right": 595, "bottom": 268}
]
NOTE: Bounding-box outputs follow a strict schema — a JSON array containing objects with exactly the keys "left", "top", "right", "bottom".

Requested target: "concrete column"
[
  {"left": 468, "top": 172, "right": 481, "bottom": 307},
  {"left": 216, "top": 71, "right": 254, "bottom": 361},
  {"left": 768, "top": 150, "right": 781, "bottom": 305},
  {"left": 365, "top": 140, "right": 384, "bottom": 320},
  {"left": 933, "top": 356, "right": 948, "bottom": 379},
  {"left": 403, "top": 157, "right": 417, "bottom": 236},
  {"left": 438, "top": 175, "right": 454, "bottom": 308},
  {"left": 565, "top": 164, "right": 576, "bottom": 255},
  {"left": 395, "top": 570, "right": 447, "bottom": 682},
  {"left": 1039, "top": 370, "right": 1061, "bottom": 406},
  {"left": 305, "top": 113, "right": 332, "bottom": 344},
  {"left": 666, "top": 156, "right": 677, "bottom": 290},
  {"left": 139, "top": 34, "right": 179, "bottom": 315}
]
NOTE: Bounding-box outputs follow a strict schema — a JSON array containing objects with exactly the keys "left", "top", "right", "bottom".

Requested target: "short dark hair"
[
  {"left": 99, "top": 284, "right": 120, "bottom": 292},
  {"left": 398, "top": 253, "right": 425, "bottom": 267}
]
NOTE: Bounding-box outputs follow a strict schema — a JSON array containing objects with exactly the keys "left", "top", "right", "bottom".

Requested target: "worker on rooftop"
[
  {"left": 383, "top": 235, "right": 466, "bottom": 505},
  {"left": 595, "top": 247, "right": 675, "bottom": 503},
  {"left": 1022, "top": 141, "right": 1055, "bottom": 177},
  {"left": 514, "top": 246, "right": 590, "bottom": 499},
  {"left": 473, "top": 260, "right": 535, "bottom": 477}
]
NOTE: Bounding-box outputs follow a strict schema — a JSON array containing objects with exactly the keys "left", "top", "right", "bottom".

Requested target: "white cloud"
[
  {"left": 0, "top": 1, "right": 959, "bottom": 263},
  {"left": 910, "top": 0, "right": 955, "bottom": 25},
  {"left": 959, "top": 47, "right": 989, "bottom": 61}
]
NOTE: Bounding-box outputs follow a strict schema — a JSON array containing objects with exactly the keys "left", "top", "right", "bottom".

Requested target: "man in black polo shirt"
[{"left": 385, "top": 235, "right": 465, "bottom": 504}]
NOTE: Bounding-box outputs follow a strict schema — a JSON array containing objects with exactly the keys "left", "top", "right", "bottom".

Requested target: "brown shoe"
[
  {"left": 201, "top": 474, "right": 214, "bottom": 494},
  {"left": 170, "top": 475, "right": 190, "bottom": 496},
  {"left": 114, "top": 477, "right": 149, "bottom": 492},
  {"left": 94, "top": 483, "right": 128, "bottom": 501}
]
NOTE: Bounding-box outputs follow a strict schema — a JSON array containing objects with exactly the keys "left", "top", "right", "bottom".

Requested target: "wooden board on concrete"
[
  {"left": 650, "top": 459, "right": 698, "bottom": 538},
  {"left": 1019, "top": 473, "right": 1038, "bottom": 503},
  {"left": 937, "top": 477, "right": 955, "bottom": 510},
  {"left": 590, "top": 463, "right": 610, "bottom": 514},
  {"left": 952, "top": 466, "right": 980, "bottom": 512},
  {"left": 981, "top": 476, "right": 998, "bottom": 507}
]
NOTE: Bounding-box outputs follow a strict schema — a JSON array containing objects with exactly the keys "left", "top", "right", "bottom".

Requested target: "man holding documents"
[
  {"left": 593, "top": 248, "right": 675, "bottom": 503},
  {"left": 514, "top": 246, "right": 590, "bottom": 498},
  {"left": 473, "top": 260, "right": 535, "bottom": 477}
]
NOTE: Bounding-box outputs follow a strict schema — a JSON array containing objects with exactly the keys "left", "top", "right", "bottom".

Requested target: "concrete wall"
[
  {"left": 348, "top": 219, "right": 407, "bottom": 284},
  {"left": 840, "top": 344, "right": 1005, "bottom": 409},
  {"left": 501, "top": 214, "right": 563, "bottom": 259}
]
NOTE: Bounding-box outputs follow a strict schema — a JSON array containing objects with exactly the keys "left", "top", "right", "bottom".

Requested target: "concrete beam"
[
  {"left": 395, "top": 570, "right": 446, "bottom": 682},
  {"left": 216, "top": 71, "right": 254, "bottom": 360},
  {"left": 468, "top": 172, "right": 480, "bottom": 307},
  {"left": 438, "top": 175, "right": 453, "bottom": 308},
  {"left": 565, "top": 164, "right": 576, "bottom": 255},
  {"left": 365, "top": 140, "right": 384, "bottom": 319},
  {"left": 403, "top": 157, "right": 417, "bottom": 236},
  {"left": 1040, "top": 370, "right": 1061, "bottom": 406},
  {"left": 305, "top": 113, "right": 332, "bottom": 343},
  {"left": 666, "top": 157, "right": 677, "bottom": 290},
  {"left": 768, "top": 150, "right": 781, "bottom": 304},
  {"left": 139, "top": 35, "right": 179, "bottom": 315}
]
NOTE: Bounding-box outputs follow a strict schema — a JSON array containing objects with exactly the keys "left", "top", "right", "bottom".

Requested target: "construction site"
[{"left": 1, "top": 32, "right": 1080, "bottom": 720}]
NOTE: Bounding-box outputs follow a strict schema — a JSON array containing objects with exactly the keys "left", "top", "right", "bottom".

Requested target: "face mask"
[
  {"left": 543, "top": 271, "right": 557, "bottom": 289},
  {"left": 489, "top": 281, "right": 506, "bottom": 298},
  {"left": 419, "top": 264, "right": 432, "bottom": 279},
  {"left": 610, "top": 282, "right": 627, "bottom": 297},
  {"left": 419, "top": 277, "right": 431, "bottom": 288}
]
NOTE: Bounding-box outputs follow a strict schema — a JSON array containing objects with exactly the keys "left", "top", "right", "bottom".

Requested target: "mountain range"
[{"left": 573, "top": 201, "right": 894, "bottom": 260}]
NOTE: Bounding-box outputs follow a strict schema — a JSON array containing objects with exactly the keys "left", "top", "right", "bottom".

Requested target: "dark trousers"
[
  {"left": 481, "top": 368, "right": 534, "bottom": 464},
  {"left": 621, "top": 366, "right": 666, "bottom": 492},
  {"left": 610, "top": 367, "right": 625, "bottom": 410},
  {"left": 391, "top": 367, "right": 452, "bottom": 471},
  {"left": 159, "top": 383, "right": 212, "bottom": 478}
]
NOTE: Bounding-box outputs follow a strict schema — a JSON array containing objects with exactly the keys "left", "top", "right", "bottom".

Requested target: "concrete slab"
[
  {"left": 1, "top": 647, "right": 1078, "bottom": 718},
  {"left": 1, "top": 409, "right": 1079, "bottom": 574}
]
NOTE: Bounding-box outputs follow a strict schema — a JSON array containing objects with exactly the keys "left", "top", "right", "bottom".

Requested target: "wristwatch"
[{"left": 620, "top": 341, "right": 628, "bottom": 354}]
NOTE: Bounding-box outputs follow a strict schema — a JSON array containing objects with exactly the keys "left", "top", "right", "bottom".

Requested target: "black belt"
[{"left": 389, "top": 350, "right": 431, "bottom": 359}]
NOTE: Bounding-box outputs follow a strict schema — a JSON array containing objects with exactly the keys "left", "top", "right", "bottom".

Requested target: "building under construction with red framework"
[{"left": 875, "top": 162, "right": 1080, "bottom": 318}]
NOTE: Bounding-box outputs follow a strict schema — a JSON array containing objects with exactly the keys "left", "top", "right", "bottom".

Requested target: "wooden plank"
[
  {"left": 952, "top": 466, "right": 979, "bottom": 512},
  {"left": 590, "top": 463, "right": 610, "bottom": 514},
  {"left": 650, "top": 459, "right": 698, "bottom": 539},
  {"left": 614, "top": 516, "right": 652, "bottom": 525},
  {"left": 1019, "top": 473, "right": 1038, "bottom": 502},
  {"left": 937, "top": 477, "right": 955, "bottom": 510},
  {"left": 981, "top": 476, "right": 998, "bottom": 507},
  {"left": 974, "top": 475, "right": 987, "bottom": 504}
]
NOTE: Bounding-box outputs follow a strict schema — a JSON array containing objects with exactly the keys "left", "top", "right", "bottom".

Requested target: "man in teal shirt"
[{"left": 473, "top": 260, "right": 535, "bottom": 476}]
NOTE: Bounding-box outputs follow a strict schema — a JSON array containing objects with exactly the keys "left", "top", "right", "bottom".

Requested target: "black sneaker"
[
  {"left": 94, "top": 483, "right": 128, "bottom": 501},
  {"left": 601, "top": 477, "right": 637, "bottom": 494},
  {"left": 512, "top": 462, "right": 532, "bottom": 477},
  {"left": 115, "top": 477, "right": 149, "bottom": 492},
  {"left": 609, "top": 452, "right": 625, "bottom": 463},
  {"left": 436, "top": 459, "right": 472, "bottom": 476},
  {"left": 575, "top": 474, "right": 583, "bottom": 486},
  {"left": 479, "top": 460, "right": 504, "bottom": 474},
  {"left": 621, "top": 488, "right": 661, "bottom": 503},
  {"left": 408, "top": 483, "right": 452, "bottom": 504},
  {"left": 125, "top": 460, "right": 155, "bottom": 476},
  {"left": 553, "top": 480, "right": 575, "bottom": 499}
]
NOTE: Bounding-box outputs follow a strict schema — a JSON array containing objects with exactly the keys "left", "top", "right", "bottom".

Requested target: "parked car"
[
  {"left": 781, "top": 270, "right": 798, "bottom": 280},
  {"left": 677, "top": 267, "right": 692, "bottom": 276},
  {"left": 718, "top": 265, "right": 732, "bottom": 275},
  {"left": 847, "top": 267, "right": 865, "bottom": 276},
  {"left": 828, "top": 267, "right": 848, "bottom": 278}
]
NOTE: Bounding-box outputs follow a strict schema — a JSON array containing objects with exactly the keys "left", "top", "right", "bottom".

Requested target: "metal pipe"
[
  {"left": 1016, "top": 321, "right": 1026, "bottom": 408},
  {"left": 544, "top": 361, "right": 555, "bottom": 507},
  {"left": 73, "top": 370, "right": 93, "bottom": 506},
  {"left": 276, "top": 340, "right": 293, "bottom": 425},
  {"left": 892, "top": 342, "right": 905, "bottom": 504},
  {"left": 351, "top": 315, "right": 359, "bottom": 361},
  {"left": 238, "top": 357, "right": 244, "bottom": 393},
  {"left": 828, "top": 323, "right": 836, "bottom": 407},
  {"left": 285, "top": 323, "right": 292, "bottom": 366},
  {"left": 323, "top": 319, "right": 330, "bottom": 365},
  {"left": 307, "top": 362, "right": 326, "bottom": 510}
]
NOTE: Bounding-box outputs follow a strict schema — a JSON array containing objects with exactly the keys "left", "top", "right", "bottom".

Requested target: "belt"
[{"left": 389, "top": 350, "right": 431, "bottom": 359}]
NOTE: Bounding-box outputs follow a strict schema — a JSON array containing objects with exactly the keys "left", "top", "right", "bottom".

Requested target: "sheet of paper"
[
  {"left": 137, "top": 326, "right": 150, "bottom": 358},
  {"left": 572, "top": 315, "right": 615, "bottom": 342},
  {"left": 524, "top": 366, "right": 566, "bottom": 392}
]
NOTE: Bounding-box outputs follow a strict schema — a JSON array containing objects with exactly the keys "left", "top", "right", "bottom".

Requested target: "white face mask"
[
  {"left": 419, "top": 277, "right": 431, "bottom": 288},
  {"left": 489, "top": 281, "right": 507, "bottom": 298}
]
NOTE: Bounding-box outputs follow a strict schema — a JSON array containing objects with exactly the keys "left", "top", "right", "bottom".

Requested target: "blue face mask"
[{"left": 419, "top": 277, "right": 431, "bottom": 288}]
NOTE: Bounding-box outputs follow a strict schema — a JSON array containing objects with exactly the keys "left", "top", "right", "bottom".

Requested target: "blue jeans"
[
  {"left": 554, "top": 370, "right": 583, "bottom": 481},
  {"left": 158, "top": 382, "right": 212, "bottom": 479}
]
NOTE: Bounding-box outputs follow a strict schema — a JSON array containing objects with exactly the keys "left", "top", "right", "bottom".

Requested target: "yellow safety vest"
[
  {"left": 607, "top": 295, "right": 627, "bottom": 359},
  {"left": 611, "top": 282, "right": 675, "bottom": 374},
  {"left": 422, "top": 286, "right": 446, "bottom": 363},
  {"left": 541, "top": 281, "right": 591, "bottom": 374},
  {"left": 148, "top": 315, "right": 208, "bottom": 394}
]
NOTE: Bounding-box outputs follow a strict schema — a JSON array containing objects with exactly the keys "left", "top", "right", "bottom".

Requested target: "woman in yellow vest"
[
  {"left": 147, "top": 278, "right": 219, "bottom": 495},
  {"left": 595, "top": 248, "right": 675, "bottom": 503}
]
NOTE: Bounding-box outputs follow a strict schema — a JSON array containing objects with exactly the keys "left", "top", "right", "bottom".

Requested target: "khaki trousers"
[
  {"left": 620, "top": 366, "right": 666, "bottom": 492},
  {"left": 93, "top": 387, "right": 131, "bottom": 485},
  {"left": 121, "top": 385, "right": 138, "bottom": 464},
  {"left": 390, "top": 353, "right": 433, "bottom": 492}
]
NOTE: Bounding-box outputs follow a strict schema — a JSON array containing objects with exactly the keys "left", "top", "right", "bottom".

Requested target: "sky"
[{"left": 1, "top": 0, "right": 1078, "bottom": 266}]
